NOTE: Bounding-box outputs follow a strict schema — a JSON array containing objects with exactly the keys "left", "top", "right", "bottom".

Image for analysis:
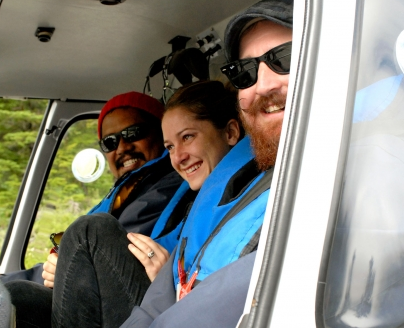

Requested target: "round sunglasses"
[
  {"left": 221, "top": 41, "right": 292, "bottom": 90},
  {"left": 99, "top": 123, "right": 149, "bottom": 153}
]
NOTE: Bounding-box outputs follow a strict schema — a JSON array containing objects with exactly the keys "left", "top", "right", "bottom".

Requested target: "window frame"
[
  {"left": 239, "top": 0, "right": 362, "bottom": 327},
  {"left": 0, "top": 100, "right": 104, "bottom": 273}
]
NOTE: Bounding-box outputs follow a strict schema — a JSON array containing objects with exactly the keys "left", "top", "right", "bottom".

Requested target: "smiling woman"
[
  {"left": 162, "top": 80, "right": 242, "bottom": 190},
  {"left": 163, "top": 110, "right": 237, "bottom": 190}
]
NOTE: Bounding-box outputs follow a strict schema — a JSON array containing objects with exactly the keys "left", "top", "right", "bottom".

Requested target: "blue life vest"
[
  {"left": 88, "top": 150, "right": 169, "bottom": 215},
  {"left": 151, "top": 181, "right": 191, "bottom": 254},
  {"left": 172, "top": 136, "right": 269, "bottom": 286}
]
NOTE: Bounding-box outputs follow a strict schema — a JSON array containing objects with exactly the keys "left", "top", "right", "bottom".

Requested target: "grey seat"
[{"left": 0, "top": 280, "right": 15, "bottom": 328}]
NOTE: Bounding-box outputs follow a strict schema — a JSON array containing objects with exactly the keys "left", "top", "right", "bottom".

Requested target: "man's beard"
[{"left": 239, "top": 94, "right": 285, "bottom": 171}]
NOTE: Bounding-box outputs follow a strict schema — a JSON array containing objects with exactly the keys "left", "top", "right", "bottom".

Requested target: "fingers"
[
  {"left": 42, "top": 253, "right": 58, "bottom": 288},
  {"left": 47, "top": 253, "right": 58, "bottom": 266},
  {"left": 127, "top": 233, "right": 169, "bottom": 282},
  {"left": 128, "top": 233, "right": 169, "bottom": 257}
]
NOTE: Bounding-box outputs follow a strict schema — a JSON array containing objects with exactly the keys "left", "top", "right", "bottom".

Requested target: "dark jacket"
[{"left": 1, "top": 151, "right": 183, "bottom": 284}]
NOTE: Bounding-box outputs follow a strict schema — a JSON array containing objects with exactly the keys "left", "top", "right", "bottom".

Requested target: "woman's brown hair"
[{"left": 165, "top": 80, "right": 244, "bottom": 137}]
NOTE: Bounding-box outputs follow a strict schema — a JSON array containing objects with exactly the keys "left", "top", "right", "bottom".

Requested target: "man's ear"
[{"left": 225, "top": 119, "right": 241, "bottom": 146}]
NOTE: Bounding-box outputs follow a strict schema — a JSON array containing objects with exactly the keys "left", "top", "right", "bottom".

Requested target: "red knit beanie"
[{"left": 98, "top": 91, "right": 164, "bottom": 139}]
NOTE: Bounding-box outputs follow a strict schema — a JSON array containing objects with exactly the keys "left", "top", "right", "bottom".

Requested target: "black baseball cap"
[{"left": 224, "top": 0, "right": 293, "bottom": 62}]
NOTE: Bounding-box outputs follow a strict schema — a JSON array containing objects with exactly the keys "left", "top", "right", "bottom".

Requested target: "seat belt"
[{"left": 194, "top": 167, "right": 274, "bottom": 269}]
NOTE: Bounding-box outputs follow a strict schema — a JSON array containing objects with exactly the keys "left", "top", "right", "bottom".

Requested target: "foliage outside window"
[
  {"left": 25, "top": 119, "right": 114, "bottom": 268},
  {"left": 0, "top": 99, "right": 46, "bottom": 243},
  {"left": 0, "top": 99, "right": 114, "bottom": 268}
]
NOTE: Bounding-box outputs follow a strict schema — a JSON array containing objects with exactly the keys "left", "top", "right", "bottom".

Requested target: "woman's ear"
[{"left": 225, "top": 119, "right": 241, "bottom": 146}]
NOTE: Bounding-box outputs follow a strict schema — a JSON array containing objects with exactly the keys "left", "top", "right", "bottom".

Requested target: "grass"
[{"left": 24, "top": 208, "right": 85, "bottom": 268}]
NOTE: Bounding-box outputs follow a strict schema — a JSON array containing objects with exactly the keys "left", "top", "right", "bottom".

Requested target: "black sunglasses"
[
  {"left": 221, "top": 41, "right": 292, "bottom": 90},
  {"left": 99, "top": 123, "right": 149, "bottom": 153}
]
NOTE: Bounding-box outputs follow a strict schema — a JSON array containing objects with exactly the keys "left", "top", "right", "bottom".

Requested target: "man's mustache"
[
  {"left": 115, "top": 151, "right": 146, "bottom": 168},
  {"left": 239, "top": 94, "right": 286, "bottom": 116}
]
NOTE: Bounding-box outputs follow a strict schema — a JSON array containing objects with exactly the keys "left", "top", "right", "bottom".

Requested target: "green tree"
[
  {"left": 0, "top": 99, "right": 114, "bottom": 266},
  {"left": 0, "top": 99, "right": 47, "bottom": 226}
]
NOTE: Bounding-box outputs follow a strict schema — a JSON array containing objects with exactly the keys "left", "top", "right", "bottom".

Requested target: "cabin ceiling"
[{"left": 0, "top": 0, "right": 256, "bottom": 101}]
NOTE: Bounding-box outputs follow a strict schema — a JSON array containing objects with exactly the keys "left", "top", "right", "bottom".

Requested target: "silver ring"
[{"left": 147, "top": 250, "right": 155, "bottom": 259}]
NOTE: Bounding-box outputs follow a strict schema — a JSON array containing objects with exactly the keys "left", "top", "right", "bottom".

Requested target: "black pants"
[{"left": 6, "top": 213, "right": 151, "bottom": 328}]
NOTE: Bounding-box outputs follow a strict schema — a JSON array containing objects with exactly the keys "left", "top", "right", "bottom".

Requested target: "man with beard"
[
  {"left": 225, "top": 3, "right": 291, "bottom": 172},
  {"left": 120, "top": 1, "right": 293, "bottom": 327},
  {"left": 1, "top": 91, "right": 183, "bottom": 287}
]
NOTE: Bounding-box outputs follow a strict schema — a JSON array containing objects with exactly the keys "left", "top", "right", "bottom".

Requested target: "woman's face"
[{"left": 162, "top": 107, "right": 239, "bottom": 191}]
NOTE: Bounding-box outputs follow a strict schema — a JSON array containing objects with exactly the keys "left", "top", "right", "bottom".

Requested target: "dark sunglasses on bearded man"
[
  {"left": 221, "top": 41, "right": 292, "bottom": 90},
  {"left": 99, "top": 123, "right": 149, "bottom": 153}
]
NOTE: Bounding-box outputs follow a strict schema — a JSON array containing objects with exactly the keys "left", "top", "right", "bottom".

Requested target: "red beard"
[{"left": 239, "top": 94, "right": 285, "bottom": 171}]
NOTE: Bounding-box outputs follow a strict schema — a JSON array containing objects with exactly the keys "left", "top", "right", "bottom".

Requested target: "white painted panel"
[{"left": 270, "top": 1, "right": 357, "bottom": 327}]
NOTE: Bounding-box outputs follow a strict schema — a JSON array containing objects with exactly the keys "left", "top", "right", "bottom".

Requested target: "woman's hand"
[
  {"left": 42, "top": 253, "right": 58, "bottom": 288},
  {"left": 127, "top": 233, "right": 169, "bottom": 282}
]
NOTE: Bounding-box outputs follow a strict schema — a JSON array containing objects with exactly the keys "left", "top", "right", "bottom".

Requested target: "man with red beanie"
[
  {"left": 1, "top": 91, "right": 183, "bottom": 287},
  {"left": 97, "top": 91, "right": 166, "bottom": 180}
]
